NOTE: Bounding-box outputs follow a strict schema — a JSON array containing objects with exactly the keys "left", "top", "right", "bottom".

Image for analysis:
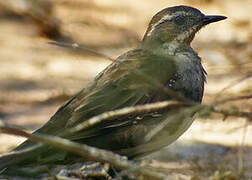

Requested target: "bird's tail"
[{"left": 0, "top": 144, "right": 43, "bottom": 169}]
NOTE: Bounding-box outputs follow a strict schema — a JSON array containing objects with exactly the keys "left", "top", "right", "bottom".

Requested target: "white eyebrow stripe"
[
  {"left": 147, "top": 11, "right": 189, "bottom": 37},
  {"left": 146, "top": 14, "right": 172, "bottom": 37}
]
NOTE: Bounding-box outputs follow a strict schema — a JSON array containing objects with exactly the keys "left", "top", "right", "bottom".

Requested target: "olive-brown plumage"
[{"left": 0, "top": 5, "right": 226, "bottom": 171}]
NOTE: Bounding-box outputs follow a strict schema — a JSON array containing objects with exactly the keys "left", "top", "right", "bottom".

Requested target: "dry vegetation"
[{"left": 0, "top": 0, "right": 251, "bottom": 179}]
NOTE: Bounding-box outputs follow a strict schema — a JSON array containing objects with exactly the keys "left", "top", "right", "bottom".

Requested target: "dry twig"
[{"left": 0, "top": 121, "right": 166, "bottom": 180}]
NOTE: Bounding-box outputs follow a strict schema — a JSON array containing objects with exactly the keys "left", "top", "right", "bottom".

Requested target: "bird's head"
[{"left": 142, "top": 6, "right": 226, "bottom": 48}]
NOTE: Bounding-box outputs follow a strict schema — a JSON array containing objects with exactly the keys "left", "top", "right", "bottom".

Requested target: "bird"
[{"left": 0, "top": 5, "right": 226, "bottom": 171}]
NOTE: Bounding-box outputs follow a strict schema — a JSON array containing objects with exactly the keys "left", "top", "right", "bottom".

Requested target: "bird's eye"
[{"left": 173, "top": 15, "right": 185, "bottom": 25}]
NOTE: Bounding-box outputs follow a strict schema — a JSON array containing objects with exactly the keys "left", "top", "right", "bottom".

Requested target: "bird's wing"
[{"left": 33, "top": 49, "right": 177, "bottom": 137}]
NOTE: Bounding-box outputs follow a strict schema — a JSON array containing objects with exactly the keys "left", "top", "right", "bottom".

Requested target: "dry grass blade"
[
  {"left": 215, "top": 94, "right": 252, "bottom": 105},
  {"left": 49, "top": 41, "right": 115, "bottom": 62},
  {"left": 67, "top": 100, "right": 184, "bottom": 135},
  {"left": 210, "top": 106, "right": 252, "bottom": 121},
  {"left": 0, "top": 99, "right": 251, "bottom": 178},
  {"left": 0, "top": 121, "right": 166, "bottom": 180},
  {"left": 215, "top": 72, "right": 252, "bottom": 98},
  {"left": 49, "top": 41, "right": 190, "bottom": 103}
]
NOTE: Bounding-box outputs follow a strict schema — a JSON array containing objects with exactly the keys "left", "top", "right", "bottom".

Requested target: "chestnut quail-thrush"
[{"left": 0, "top": 5, "right": 226, "bottom": 169}]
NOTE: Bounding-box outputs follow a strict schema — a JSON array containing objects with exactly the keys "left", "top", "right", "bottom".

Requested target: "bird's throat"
[{"left": 141, "top": 40, "right": 188, "bottom": 57}]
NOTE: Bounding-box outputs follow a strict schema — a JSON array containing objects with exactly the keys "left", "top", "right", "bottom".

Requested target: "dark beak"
[{"left": 203, "top": 15, "right": 227, "bottom": 25}]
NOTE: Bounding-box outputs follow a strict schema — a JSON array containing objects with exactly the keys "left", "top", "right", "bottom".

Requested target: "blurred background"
[{"left": 0, "top": 0, "right": 251, "bottom": 179}]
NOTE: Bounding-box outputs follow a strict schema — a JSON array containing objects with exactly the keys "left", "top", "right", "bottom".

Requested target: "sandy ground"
[{"left": 0, "top": 0, "right": 251, "bottom": 179}]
